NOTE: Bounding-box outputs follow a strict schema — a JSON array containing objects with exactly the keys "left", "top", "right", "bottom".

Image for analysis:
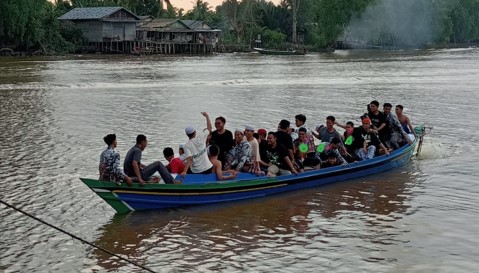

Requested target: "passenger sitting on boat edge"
[
  {"left": 181, "top": 112, "right": 214, "bottom": 177},
  {"left": 123, "top": 134, "right": 176, "bottom": 185},
  {"left": 209, "top": 145, "right": 237, "bottom": 181},
  {"left": 225, "top": 128, "right": 253, "bottom": 172},
  {"left": 395, "top": 104, "right": 416, "bottom": 141},
  {"left": 383, "top": 103, "right": 412, "bottom": 149},
  {"left": 99, "top": 134, "right": 133, "bottom": 185},
  {"left": 163, "top": 147, "right": 185, "bottom": 175},
  {"left": 356, "top": 118, "right": 390, "bottom": 160},
  {"left": 264, "top": 132, "right": 299, "bottom": 177}
]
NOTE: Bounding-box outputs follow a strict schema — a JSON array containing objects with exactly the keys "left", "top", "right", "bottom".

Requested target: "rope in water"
[{"left": 0, "top": 199, "right": 157, "bottom": 273}]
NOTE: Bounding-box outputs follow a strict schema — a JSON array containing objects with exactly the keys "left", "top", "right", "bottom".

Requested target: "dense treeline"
[{"left": 1, "top": 0, "right": 479, "bottom": 53}]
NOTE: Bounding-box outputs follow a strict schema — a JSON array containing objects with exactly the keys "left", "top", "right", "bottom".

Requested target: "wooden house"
[
  {"left": 58, "top": 7, "right": 220, "bottom": 54},
  {"left": 136, "top": 19, "right": 221, "bottom": 53},
  {"left": 59, "top": 7, "right": 139, "bottom": 42}
]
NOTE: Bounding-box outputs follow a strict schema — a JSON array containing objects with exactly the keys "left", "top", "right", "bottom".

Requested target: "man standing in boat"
[
  {"left": 123, "top": 134, "right": 176, "bottom": 185},
  {"left": 209, "top": 116, "right": 234, "bottom": 167},
  {"left": 181, "top": 112, "right": 213, "bottom": 176}
]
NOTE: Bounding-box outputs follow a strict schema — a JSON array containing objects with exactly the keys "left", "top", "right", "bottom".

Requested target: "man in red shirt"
[{"left": 163, "top": 147, "right": 185, "bottom": 174}]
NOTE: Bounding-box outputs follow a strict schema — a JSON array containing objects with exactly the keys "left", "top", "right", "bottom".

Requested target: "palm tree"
[{"left": 189, "top": 0, "right": 212, "bottom": 21}]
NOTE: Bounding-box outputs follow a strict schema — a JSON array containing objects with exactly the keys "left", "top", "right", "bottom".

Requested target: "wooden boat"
[
  {"left": 80, "top": 126, "right": 425, "bottom": 214},
  {"left": 253, "top": 47, "right": 305, "bottom": 55}
]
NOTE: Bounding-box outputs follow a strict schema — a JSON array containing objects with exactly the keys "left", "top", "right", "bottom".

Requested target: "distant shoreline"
[{"left": 1, "top": 43, "right": 478, "bottom": 58}]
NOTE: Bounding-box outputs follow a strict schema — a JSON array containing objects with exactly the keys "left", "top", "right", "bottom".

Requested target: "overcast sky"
[{"left": 170, "top": 0, "right": 281, "bottom": 12}]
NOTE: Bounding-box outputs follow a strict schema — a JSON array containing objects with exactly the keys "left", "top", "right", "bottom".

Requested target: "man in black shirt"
[
  {"left": 353, "top": 118, "right": 389, "bottom": 160},
  {"left": 368, "top": 100, "right": 389, "bottom": 147},
  {"left": 265, "top": 132, "right": 298, "bottom": 177},
  {"left": 209, "top": 116, "right": 234, "bottom": 167},
  {"left": 276, "top": 119, "right": 295, "bottom": 162}
]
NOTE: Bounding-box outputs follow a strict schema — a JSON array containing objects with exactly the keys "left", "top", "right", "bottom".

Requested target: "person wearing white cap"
[
  {"left": 181, "top": 112, "right": 213, "bottom": 176},
  {"left": 225, "top": 129, "right": 253, "bottom": 172},
  {"left": 243, "top": 125, "right": 262, "bottom": 174}
]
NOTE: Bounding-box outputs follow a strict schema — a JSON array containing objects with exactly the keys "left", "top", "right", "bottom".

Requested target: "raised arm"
[
  {"left": 213, "top": 161, "right": 237, "bottom": 181},
  {"left": 202, "top": 112, "right": 212, "bottom": 133},
  {"left": 406, "top": 116, "right": 415, "bottom": 136},
  {"left": 132, "top": 160, "right": 144, "bottom": 184},
  {"left": 334, "top": 121, "right": 347, "bottom": 130}
]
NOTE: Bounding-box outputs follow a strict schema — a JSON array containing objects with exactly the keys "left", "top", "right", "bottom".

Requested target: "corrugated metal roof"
[
  {"left": 140, "top": 19, "right": 187, "bottom": 29},
  {"left": 181, "top": 20, "right": 214, "bottom": 30},
  {"left": 58, "top": 7, "right": 138, "bottom": 20}
]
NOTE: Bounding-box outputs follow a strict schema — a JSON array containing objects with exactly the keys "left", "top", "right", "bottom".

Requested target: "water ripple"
[{"left": 1, "top": 49, "right": 479, "bottom": 272}]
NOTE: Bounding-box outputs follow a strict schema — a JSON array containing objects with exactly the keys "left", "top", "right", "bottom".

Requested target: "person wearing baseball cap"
[
  {"left": 181, "top": 112, "right": 213, "bottom": 177},
  {"left": 257, "top": 128, "right": 267, "bottom": 138},
  {"left": 355, "top": 117, "right": 390, "bottom": 160}
]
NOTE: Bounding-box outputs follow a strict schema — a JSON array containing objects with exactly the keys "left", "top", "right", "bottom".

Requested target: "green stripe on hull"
[{"left": 94, "top": 190, "right": 132, "bottom": 214}]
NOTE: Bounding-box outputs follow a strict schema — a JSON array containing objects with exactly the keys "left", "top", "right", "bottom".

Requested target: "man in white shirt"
[
  {"left": 244, "top": 125, "right": 262, "bottom": 174},
  {"left": 181, "top": 112, "right": 213, "bottom": 176}
]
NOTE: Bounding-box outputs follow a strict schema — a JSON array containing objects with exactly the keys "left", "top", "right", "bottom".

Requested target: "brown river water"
[{"left": 1, "top": 49, "right": 478, "bottom": 272}]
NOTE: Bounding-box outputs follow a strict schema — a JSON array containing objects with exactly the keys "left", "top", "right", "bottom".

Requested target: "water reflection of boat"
[
  {"left": 91, "top": 168, "right": 418, "bottom": 271},
  {"left": 253, "top": 47, "right": 306, "bottom": 55},
  {"left": 80, "top": 127, "right": 424, "bottom": 214}
]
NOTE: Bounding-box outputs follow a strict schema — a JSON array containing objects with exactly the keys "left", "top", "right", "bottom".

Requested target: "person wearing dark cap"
[
  {"left": 320, "top": 137, "right": 348, "bottom": 165},
  {"left": 321, "top": 153, "right": 341, "bottom": 168},
  {"left": 99, "top": 134, "right": 132, "bottom": 185},
  {"left": 257, "top": 128, "right": 267, "bottom": 144},
  {"left": 124, "top": 134, "right": 177, "bottom": 185},
  {"left": 355, "top": 117, "right": 389, "bottom": 160},
  {"left": 181, "top": 112, "right": 213, "bottom": 176}
]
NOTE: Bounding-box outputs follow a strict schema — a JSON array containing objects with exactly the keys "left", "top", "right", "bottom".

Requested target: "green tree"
[{"left": 185, "top": 0, "right": 214, "bottom": 22}]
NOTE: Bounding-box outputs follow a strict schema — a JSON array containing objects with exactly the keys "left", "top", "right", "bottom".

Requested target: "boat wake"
[{"left": 416, "top": 137, "right": 448, "bottom": 160}]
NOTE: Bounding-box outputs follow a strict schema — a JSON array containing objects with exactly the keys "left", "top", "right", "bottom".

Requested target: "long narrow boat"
[
  {"left": 80, "top": 127, "right": 425, "bottom": 214},
  {"left": 253, "top": 47, "right": 305, "bottom": 55}
]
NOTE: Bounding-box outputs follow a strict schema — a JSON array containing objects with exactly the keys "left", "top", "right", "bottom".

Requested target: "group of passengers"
[{"left": 98, "top": 101, "right": 416, "bottom": 185}]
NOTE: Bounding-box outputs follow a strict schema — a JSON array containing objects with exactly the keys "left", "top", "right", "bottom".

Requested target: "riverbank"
[{"left": 1, "top": 42, "right": 478, "bottom": 57}]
